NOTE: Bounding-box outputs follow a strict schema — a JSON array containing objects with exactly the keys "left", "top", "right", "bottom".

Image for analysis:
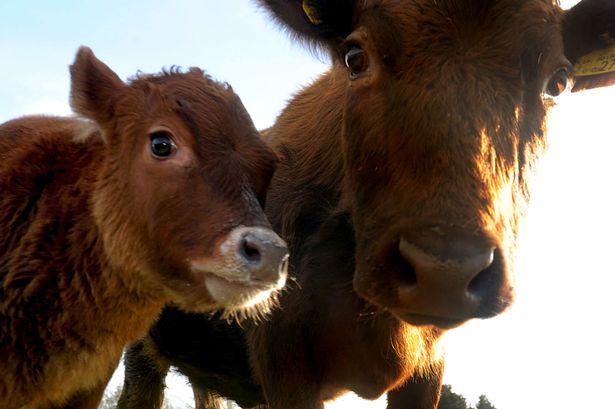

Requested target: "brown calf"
[
  {"left": 119, "top": 0, "right": 615, "bottom": 408},
  {"left": 0, "top": 47, "right": 288, "bottom": 408}
]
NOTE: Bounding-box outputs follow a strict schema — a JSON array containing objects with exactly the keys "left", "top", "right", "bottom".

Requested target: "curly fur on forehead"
[
  {"left": 361, "top": 0, "right": 562, "bottom": 41},
  {"left": 119, "top": 66, "right": 257, "bottom": 149},
  {"left": 128, "top": 67, "right": 237, "bottom": 105}
]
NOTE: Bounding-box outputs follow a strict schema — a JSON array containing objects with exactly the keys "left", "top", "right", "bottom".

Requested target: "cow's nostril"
[
  {"left": 240, "top": 237, "right": 262, "bottom": 263},
  {"left": 392, "top": 245, "right": 418, "bottom": 286},
  {"left": 467, "top": 250, "right": 504, "bottom": 305},
  {"left": 468, "top": 265, "right": 494, "bottom": 297}
]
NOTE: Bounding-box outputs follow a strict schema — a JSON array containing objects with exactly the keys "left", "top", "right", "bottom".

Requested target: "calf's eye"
[
  {"left": 544, "top": 68, "right": 570, "bottom": 97},
  {"left": 150, "top": 132, "right": 176, "bottom": 158},
  {"left": 345, "top": 46, "right": 368, "bottom": 79}
]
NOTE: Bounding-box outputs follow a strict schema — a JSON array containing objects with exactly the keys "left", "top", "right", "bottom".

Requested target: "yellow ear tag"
[
  {"left": 574, "top": 43, "right": 615, "bottom": 77},
  {"left": 302, "top": 0, "right": 322, "bottom": 25}
]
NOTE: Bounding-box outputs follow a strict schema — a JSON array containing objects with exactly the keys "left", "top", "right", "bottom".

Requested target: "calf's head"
[
  {"left": 70, "top": 47, "right": 288, "bottom": 316},
  {"left": 261, "top": 0, "right": 615, "bottom": 327}
]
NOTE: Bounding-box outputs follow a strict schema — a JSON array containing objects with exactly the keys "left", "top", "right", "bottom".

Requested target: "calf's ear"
[
  {"left": 564, "top": 0, "right": 615, "bottom": 91},
  {"left": 257, "top": 0, "right": 357, "bottom": 49},
  {"left": 70, "top": 47, "right": 125, "bottom": 125}
]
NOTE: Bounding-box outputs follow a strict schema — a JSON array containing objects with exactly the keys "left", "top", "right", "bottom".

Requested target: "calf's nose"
[
  {"left": 236, "top": 228, "right": 289, "bottom": 283},
  {"left": 396, "top": 233, "right": 505, "bottom": 320}
]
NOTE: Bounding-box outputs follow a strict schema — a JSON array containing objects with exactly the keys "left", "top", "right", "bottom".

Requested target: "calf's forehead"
[{"left": 153, "top": 78, "right": 260, "bottom": 148}]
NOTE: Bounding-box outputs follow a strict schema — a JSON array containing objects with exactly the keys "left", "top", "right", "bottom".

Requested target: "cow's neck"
[
  {"left": 266, "top": 68, "right": 348, "bottom": 254},
  {"left": 50, "top": 145, "right": 168, "bottom": 335},
  {"left": 0, "top": 140, "right": 168, "bottom": 406},
  {"left": 30, "top": 224, "right": 166, "bottom": 406},
  {"left": 78, "top": 167, "right": 168, "bottom": 345}
]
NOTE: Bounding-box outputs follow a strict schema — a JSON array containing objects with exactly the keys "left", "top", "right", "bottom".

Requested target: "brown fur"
[
  {"left": 0, "top": 47, "right": 281, "bottom": 408},
  {"left": 253, "top": 0, "right": 615, "bottom": 409},
  {"left": 116, "top": 1, "right": 615, "bottom": 408},
  {"left": 248, "top": 1, "right": 615, "bottom": 407}
]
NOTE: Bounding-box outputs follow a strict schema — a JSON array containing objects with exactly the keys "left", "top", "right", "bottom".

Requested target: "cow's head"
[{"left": 260, "top": 0, "right": 615, "bottom": 327}]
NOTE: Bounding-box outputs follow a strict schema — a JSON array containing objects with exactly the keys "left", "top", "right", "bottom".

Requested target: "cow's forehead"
[
  {"left": 360, "top": 0, "right": 562, "bottom": 43},
  {"left": 366, "top": 0, "right": 560, "bottom": 16},
  {"left": 357, "top": 0, "right": 564, "bottom": 75}
]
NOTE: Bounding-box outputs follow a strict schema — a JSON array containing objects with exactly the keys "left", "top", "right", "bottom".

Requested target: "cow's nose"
[
  {"left": 236, "top": 228, "right": 289, "bottom": 283},
  {"left": 396, "top": 232, "right": 509, "bottom": 322}
]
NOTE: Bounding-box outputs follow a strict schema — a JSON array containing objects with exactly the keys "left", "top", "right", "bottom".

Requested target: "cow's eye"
[
  {"left": 345, "top": 45, "right": 368, "bottom": 79},
  {"left": 544, "top": 68, "right": 570, "bottom": 97},
  {"left": 150, "top": 132, "right": 176, "bottom": 158}
]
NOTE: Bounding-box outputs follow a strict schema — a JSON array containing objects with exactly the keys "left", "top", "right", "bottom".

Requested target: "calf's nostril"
[{"left": 239, "top": 237, "right": 262, "bottom": 264}]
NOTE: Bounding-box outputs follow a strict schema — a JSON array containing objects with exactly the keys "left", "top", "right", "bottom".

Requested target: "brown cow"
[
  {"left": 0, "top": 47, "right": 288, "bottom": 408},
  {"left": 117, "top": 0, "right": 615, "bottom": 408}
]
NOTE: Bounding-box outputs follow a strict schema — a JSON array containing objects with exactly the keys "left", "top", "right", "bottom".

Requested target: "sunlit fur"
[{"left": 217, "top": 283, "right": 283, "bottom": 324}]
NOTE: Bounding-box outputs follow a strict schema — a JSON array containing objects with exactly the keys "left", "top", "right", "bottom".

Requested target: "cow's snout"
[
  {"left": 236, "top": 228, "right": 289, "bottom": 283},
  {"left": 392, "top": 228, "right": 512, "bottom": 327}
]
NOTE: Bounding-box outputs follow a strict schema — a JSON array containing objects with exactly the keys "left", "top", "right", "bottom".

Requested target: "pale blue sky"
[
  {"left": 2, "top": 1, "right": 615, "bottom": 409},
  {"left": 0, "top": 0, "right": 328, "bottom": 128}
]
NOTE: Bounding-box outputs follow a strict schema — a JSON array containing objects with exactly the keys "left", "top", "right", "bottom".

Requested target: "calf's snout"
[
  {"left": 190, "top": 225, "right": 288, "bottom": 287},
  {"left": 190, "top": 226, "right": 289, "bottom": 309},
  {"left": 236, "top": 228, "right": 289, "bottom": 283}
]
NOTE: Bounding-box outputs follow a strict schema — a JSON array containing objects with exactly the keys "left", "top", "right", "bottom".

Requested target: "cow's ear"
[
  {"left": 257, "top": 0, "right": 357, "bottom": 49},
  {"left": 70, "top": 46, "right": 125, "bottom": 125},
  {"left": 563, "top": 0, "right": 615, "bottom": 91}
]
